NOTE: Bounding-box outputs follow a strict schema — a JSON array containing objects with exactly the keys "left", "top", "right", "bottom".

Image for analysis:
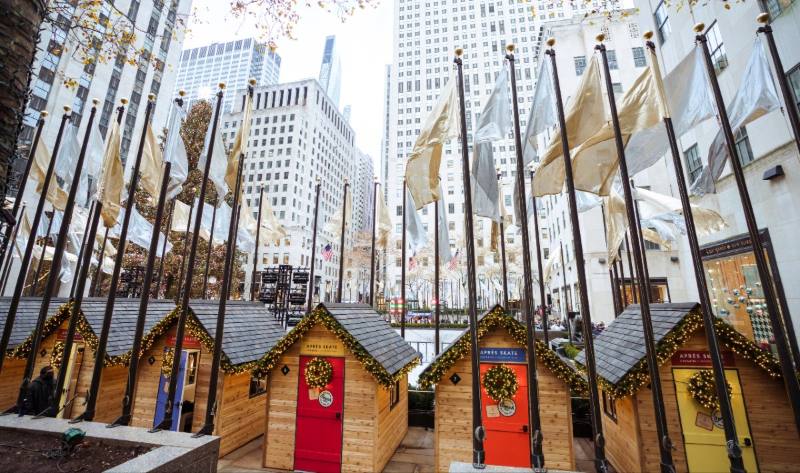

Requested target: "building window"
[
  {"left": 787, "top": 64, "right": 800, "bottom": 114},
  {"left": 574, "top": 56, "right": 586, "bottom": 76},
  {"left": 249, "top": 369, "right": 267, "bottom": 397},
  {"left": 654, "top": 0, "right": 671, "bottom": 44},
  {"left": 735, "top": 127, "right": 755, "bottom": 166},
  {"left": 390, "top": 380, "right": 401, "bottom": 409},
  {"left": 644, "top": 239, "right": 661, "bottom": 251},
  {"left": 602, "top": 390, "right": 617, "bottom": 422},
  {"left": 632, "top": 47, "right": 646, "bottom": 67},
  {"left": 612, "top": 82, "right": 623, "bottom": 94},
  {"left": 607, "top": 50, "right": 618, "bottom": 70},
  {"left": 706, "top": 22, "right": 728, "bottom": 73},
  {"left": 684, "top": 144, "right": 703, "bottom": 183},
  {"left": 763, "top": 0, "right": 786, "bottom": 19},
  {"left": 628, "top": 22, "right": 640, "bottom": 39}
]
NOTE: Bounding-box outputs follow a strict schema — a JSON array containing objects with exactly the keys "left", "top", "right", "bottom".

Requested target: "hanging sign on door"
[{"left": 318, "top": 390, "right": 334, "bottom": 407}]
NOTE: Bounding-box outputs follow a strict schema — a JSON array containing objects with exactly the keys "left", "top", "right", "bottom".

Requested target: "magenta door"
[{"left": 294, "top": 356, "right": 345, "bottom": 473}]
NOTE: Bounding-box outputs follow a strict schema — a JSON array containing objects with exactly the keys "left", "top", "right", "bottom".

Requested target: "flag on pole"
[
  {"left": 448, "top": 249, "right": 460, "bottom": 271},
  {"left": 199, "top": 100, "right": 230, "bottom": 199},
  {"left": 256, "top": 193, "right": 287, "bottom": 242},
  {"left": 163, "top": 102, "right": 190, "bottom": 199},
  {"left": 30, "top": 138, "right": 69, "bottom": 211},
  {"left": 322, "top": 243, "right": 333, "bottom": 261},
  {"left": 376, "top": 192, "right": 392, "bottom": 249},
  {"left": 436, "top": 186, "right": 453, "bottom": 262},
  {"left": 533, "top": 55, "right": 606, "bottom": 197},
  {"left": 404, "top": 70, "right": 460, "bottom": 208},
  {"left": 109, "top": 207, "right": 173, "bottom": 256},
  {"left": 691, "top": 39, "right": 781, "bottom": 195},
  {"left": 633, "top": 186, "right": 727, "bottom": 236},
  {"left": 139, "top": 124, "right": 165, "bottom": 199},
  {"left": 404, "top": 187, "right": 427, "bottom": 255},
  {"left": 170, "top": 200, "right": 191, "bottom": 233},
  {"left": 97, "top": 120, "right": 124, "bottom": 227},
  {"left": 408, "top": 256, "right": 417, "bottom": 271},
  {"left": 523, "top": 60, "right": 559, "bottom": 166},
  {"left": 471, "top": 70, "right": 511, "bottom": 222},
  {"left": 225, "top": 92, "right": 254, "bottom": 191}
]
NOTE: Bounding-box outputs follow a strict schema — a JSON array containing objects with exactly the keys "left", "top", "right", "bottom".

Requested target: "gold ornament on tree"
[
  {"left": 482, "top": 365, "right": 518, "bottom": 402},
  {"left": 305, "top": 357, "right": 333, "bottom": 389},
  {"left": 687, "top": 369, "right": 732, "bottom": 410}
]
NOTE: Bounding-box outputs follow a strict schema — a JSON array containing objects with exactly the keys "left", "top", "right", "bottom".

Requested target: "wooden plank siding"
[
  {"left": 375, "top": 376, "right": 409, "bottom": 471},
  {"left": 0, "top": 359, "right": 25, "bottom": 408},
  {"left": 600, "top": 391, "right": 644, "bottom": 473},
  {"left": 215, "top": 372, "right": 266, "bottom": 457},
  {"left": 433, "top": 327, "right": 575, "bottom": 472}
]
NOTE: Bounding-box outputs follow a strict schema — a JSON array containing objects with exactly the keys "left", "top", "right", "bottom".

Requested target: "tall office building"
[
  {"left": 352, "top": 151, "right": 375, "bottom": 232},
  {"left": 318, "top": 35, "right": 342, "bottom": 108},
  {"left": 380, "top": 64, "right": 392, "bottom": 202},
  {"left": 174, "top": 38, "right": 281, "bottom": 113}
]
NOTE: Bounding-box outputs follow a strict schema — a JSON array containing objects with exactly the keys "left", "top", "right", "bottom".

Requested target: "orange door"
[{"left": 480, "top": 363, "right": 530, "bottom": 468}]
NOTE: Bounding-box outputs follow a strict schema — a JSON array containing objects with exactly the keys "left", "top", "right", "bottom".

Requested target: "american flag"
[
  {"left": 448, "top": 249, "right": 460, "bottom": 271},
  {"left": 322, "top": 243, "right": 333, "bottom": 261},
  {"left": 408, "top": 256, "right": 417, "bottom": 271}
]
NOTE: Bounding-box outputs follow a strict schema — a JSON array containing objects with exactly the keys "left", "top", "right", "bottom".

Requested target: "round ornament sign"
[
  {"left": 498, "top": 398, "right": 516, "bottom": 417},
  {"left": 318, "top": 390, "right": 334, "bottom": 408}
]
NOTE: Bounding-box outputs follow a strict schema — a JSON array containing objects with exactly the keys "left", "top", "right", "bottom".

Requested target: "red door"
[
  {"left": 294, "top": 356, "right": 345, "bottom": 473},
  {"left": 479, "top": 363, "right": 531, "bottom": 468}
]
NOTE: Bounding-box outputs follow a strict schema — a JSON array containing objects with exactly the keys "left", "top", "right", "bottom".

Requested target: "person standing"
[{"left": 25, "top": 365, "right": 55, "bottom": 416}]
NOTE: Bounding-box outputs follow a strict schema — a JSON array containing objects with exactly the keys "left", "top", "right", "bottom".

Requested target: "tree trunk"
[{"left": 0, "top": 0, "right": 47, "bottom": 212}]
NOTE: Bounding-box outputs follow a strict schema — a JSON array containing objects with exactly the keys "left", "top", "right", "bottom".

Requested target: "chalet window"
[
  {"left": 602, "top": 391, "right": 617, "bottom": 422},
  {"left": 390, "top": 380, "right": 401, "bottom": 409},
  {"left": 186, "top": 351, "right": 199, "bottom": 385},
  {"left": 250, "top": 370, "right": 267, "bottom": 397}
]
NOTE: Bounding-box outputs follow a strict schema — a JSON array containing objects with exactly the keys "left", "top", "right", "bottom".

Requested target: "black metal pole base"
[
  {"left": 192, "top": 422, "right": 214, "bottom": 438},
  {"left": 149, "top": 416, "right": 172, "bottom": 433},
  {"left": 107, "top": 413, "right": 131, "bottom": 428},
  {"left": 531, "top": 428, "right": 545, "bottom": 470},
  {"left": 471, "top": 451, "right": 485, "bottom": 470},
  {"left": 1, "top": 404, "right": 19, "bottom": 416},
  {"left": 69, "top": 410, "right": 93, "bottom": 424}
]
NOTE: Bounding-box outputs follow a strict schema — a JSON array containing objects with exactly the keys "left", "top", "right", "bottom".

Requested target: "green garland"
[
  {"left": 483, "top": 365, "right": 518, "bottom": 402},
  {"left": 687, "top": 369, "right": 732, "bottom": 410},
  {"left": 417, "top": 306, "right": 588, "bottom": 396},
  {"left": 305, "top": 357, "right": 333, "bottom": 389}
]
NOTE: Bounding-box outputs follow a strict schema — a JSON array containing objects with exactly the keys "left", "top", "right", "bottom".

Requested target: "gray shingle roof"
[
  {"left": 78, "top": 297, "right": 176, "bottom": 357},
  {"left": 320, "top": 303, "right": 419, "bottom": 376},
  {"left": 575, "top": 303, "right": 699, "bottom": 384},
  {"left": 0, "top": 297, "right": 67, "bottom": 350},
  {"left": 188, "top": 300, "right": 285, "bottom": 366}
]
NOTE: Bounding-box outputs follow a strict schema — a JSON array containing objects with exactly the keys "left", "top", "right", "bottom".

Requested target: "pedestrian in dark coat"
[{"left": 24, "top": 365, "right": 55, "bottom": 416}]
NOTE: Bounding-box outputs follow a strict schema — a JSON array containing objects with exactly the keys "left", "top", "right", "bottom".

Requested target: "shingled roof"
[
  {"left": 188, "top": 300, "right": 285, "bottom": 366},
  {"left": 418, "top": 305, "right": 587, "bottom": 394},
  {"left": 258, "top": 303, "right": 419, "bottom": 387},
  {"left": 79, "top": 297, "right": 176, "bottom": 357},
  {"left": 0, "top": 297, "right": 67, "bottom": 352}
]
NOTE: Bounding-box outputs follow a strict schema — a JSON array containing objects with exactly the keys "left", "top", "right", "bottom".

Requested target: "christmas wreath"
[
  {"left": 161, "top": 348, "right": 175, "bottom": 378},
  {"left": 50, "top": 341, "right": 65, "bottom": 369},
  {"left": 482, "top": 365, "right": 518, "bottom": 402},
  {"left": 305, "top": 357, "right": 333, "bottom": 389},
  {"left": 687, "top": 369, "right": 732, "bottom": 410}
]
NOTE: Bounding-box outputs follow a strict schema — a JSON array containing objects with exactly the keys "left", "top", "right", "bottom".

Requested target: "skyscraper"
[
  {"left": 174, "top": 38, "right": 281, "bottom": 113},
  {"left": 318, "top": 35, "right": 342, "bottom": 108}
]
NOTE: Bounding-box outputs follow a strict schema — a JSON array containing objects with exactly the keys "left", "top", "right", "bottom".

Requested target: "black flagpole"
[
  {"left": 0, "top": 107, "right": 71, "bottom": 380},
  {"left": 624, "top": 233, "right": 637, "bottom": 304},
  {"left": 596, "top": 35, "right": 675, "bottom": 471},
  {"left": 0, "top": 202, "right": 27, "bottom": 295},
  {"left": 155, "top": 201, "right": 174, "bottom": 298},
  {"left": 546, "top": 39, "right": 609, "bottom": 472},
  {"left": 529, "top": 170, "right": 548, "bottom": 343},
  {"left": 70, "top": 201, "right": 96, "bottom": 297},
  {"left": 0, "top": 113, "right": 47, "bottom": 270},
  {"left": 434, "top": 191, "right": 441, "bottom": 355},
  {"left": 153, "top": 84, "right": 225, "bottom": 432},
  {"left": 695, "top": 22, "right": 800, "bottom": 431},
  {"left": 251, "top": 186, "right": 264, "bottom": 301},
  {"left": 369, "top": 180, "right": 378, "bottom": 306},
  {"left": 27, "top": 98, "right": 98, "bottom": 416},
  {"left": 401, "top": 179, "right": 406, "bottom": 339},
  {"left": 599, "top": 204, "right": 621, "bottom": 316},
  {"left": 112, "top": 158, "right": 172, "bottom": 427},
  {"left": 559, "top": 242, "right": 569, "bottom": 316},
  {"left": 202, "top": 196, "right": 218, "bottom": 299},
  {"left": 630, "top": 180, "right": 654, "bottom": 296},
  {"left": 496, "top": 170, "right": 508, "bottom": 310},
  {"left": 90, "top": 225, "right": 109, "bottom": 296},
  {"left": 455, "top": 47, "right": 485, "bottom": 469},
  {"left": 757, "top": 14, "right": 800, "bottom": 152},
  {"left": 196, "top": 80, "right": 251, "bottom": 435},
  {"left": 74, "top": 94, "right": 156, "bottom": 422},
  {"left": 645, "top": 32, "right": 746, "bottom": 473},
  {"left": 507, "top": 45, "right": 546, "bottom": 468},
  {"left": 307, "top": 177, "right": 321, "bottom": 313},
  {"left": 617, "top": 249, "right": 628, "bottom": 307},
  {"left": 175, "top": 196, "right": 195, "bottom": 302},
  {"left": 336, "top": 179, "right": 348, "bottom": 303},
  {"left": 28, "top": 209, "right": 55, "bottom": 296}
]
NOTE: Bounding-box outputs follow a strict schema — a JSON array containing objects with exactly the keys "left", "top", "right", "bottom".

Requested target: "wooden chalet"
[
  {"left": 130, "top": 300, "right": 285, "bottom": 457},
  {"left": 260, "top": 303, "right": 420, "bottom": 473},
  {"left": 576, "top": 303, "right": 800, "bottom": 473},
  {"left": 418, "top": 305, "right": 587, "bottom": 472}
]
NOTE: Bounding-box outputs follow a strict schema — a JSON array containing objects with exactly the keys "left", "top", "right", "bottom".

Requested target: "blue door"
[{"left": 153, "top": 349, "right": 188, "bottom": 431}]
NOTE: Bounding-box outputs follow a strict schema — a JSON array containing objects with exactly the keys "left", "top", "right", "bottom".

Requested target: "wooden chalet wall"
[
  {"left": 0, "top": 359, "right": 24, "bottom": 407},
  {"left": 263, "top": 322, "right": 406, "bottom": 473},
  {"left": 214, "top": 371, "right": 266, "bottom": 457},
  {"left": 606, "top": 327, "right": 800, "bottom": 473},
  {"left": 433, "top": 327, "right": 575, "bottom": 473}
]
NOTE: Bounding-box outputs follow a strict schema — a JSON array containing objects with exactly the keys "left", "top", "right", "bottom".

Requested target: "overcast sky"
[{"left": 184, "top": 0, "right": 393, "bottom": 168}]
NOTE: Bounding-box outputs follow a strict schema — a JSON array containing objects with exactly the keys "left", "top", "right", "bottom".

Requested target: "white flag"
[
  {"left": 633, "top": 187, "right": 726, "bottom": 236},
  {"left": 692, "top": 40, "right": 781, "bottom": 195},
  {"left": 436, "top": 186, "right": 452, "bottom": 262},
  {"left": 110, "top": 207, "right": 173, "bottom": 256},
  {"left": 376, "top": 193, "right": 392, "bottom": 249},
  {"left": 171, "top": 200, "right": 192, "bottom": 233},
  {"left": 471, "top": 70, "right": 511, "bottom": 222},
  {"left": 164, "top": 102, "right": 189, "bottom": 199},
  {"left": 256, "top": 193, "right": 287, "bottom": 243},
  {"left": 523, "top": 59, "right": 559, "bottom": 166},
  {"left": 199, "top": 104, "right": 229, "bottom": 199},
  {"left": 405, "top": 188, "right": 427, "bottom": 255}
]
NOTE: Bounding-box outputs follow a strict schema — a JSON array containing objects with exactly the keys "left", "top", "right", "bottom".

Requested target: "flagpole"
[
  {"left": 202, "top": 195, "right": 218, "bottom": 299},
  {"left": 0, "top": 202, "right": 26, "bottom": 295},
  {"left": 153, "top": 83, "right": 226, "bottom": 431},
  {"left": 70, "top": 201, "right": 96, "bottom": 297},
  {"left": 599, "top": 204, "right": 620, "bottom": 316},
  {"left": 434, "top": 191, "right": 441, "bottom": 355},
  {"left": 496, "top": 169, "right": 509, "bottom": 310},
  {"left": 453, "top": 48, "right": 486, "bottom": 469},
  {"left": 111, "top": 162, "right": 173, "bottom": 427},
  {"left": 624, "top": 233, "right": 637, "bottom": 304},
  {"left": 90, "top": 225, "right": 109, "bottom": 296},
  {"left": 545, "top": 39, "right": 609, "bottom": 472},
  {"left": 250, "top": 186, "right": 264, "bottom": 301},
  {"left": 529, "top": 170, "right": 549, "bottom": 343},
  {"left": 401, "top": 179, "right": 407, "bottom": 339},
  {"left": 0, "top": 106, "right": 71, "bottom": 381},
  {"left": 175, "top": 195, "right": 195, "bottom": 301},
  {"left": 757, "top": 14, "right": 800, "bottom": 152},
  {"left": 336, "top": 179, "right": 348, "bottom": 303},
  {"left": 559, "top": 242, "right": 568, "bottom": 316},
  {"left": 74, "top": 94, "right": 157, "bottom": 423},
  {"left": 642, "top": 32, "right": 746, "bottom": 473},
  {"left": 307, "top": 177, "right": 321, "bottom": 314},
  {"left": 21, "top": 98, "right": 98, "bottom": 417},
  {"left": 630, "top": 180, "right": 653, "bottom": 296},
  {"left": 156, "top": 201, "right": 174, "bottom": 298},
  {"left": 369, "top": 179, "right": 378, "bottom": 306},
  {"left": 617, "top": 252, "right": 627, "bottom": 307},
  {"left": 695, "top": 22, "right": 800, "bottom": 431},
  {"left": 0, "top": 113, "right": 47, "bottom": 270},
  {"left": 28, "top": 208, "right": 55, "bottom": 296},
  {"left": 596, "top": 35, "right": 676, "bottom": 471}
]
